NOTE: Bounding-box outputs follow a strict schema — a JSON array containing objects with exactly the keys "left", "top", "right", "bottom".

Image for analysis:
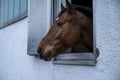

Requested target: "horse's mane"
[{"left": 58, "top": 4, "right": 92, "bottom": 18}]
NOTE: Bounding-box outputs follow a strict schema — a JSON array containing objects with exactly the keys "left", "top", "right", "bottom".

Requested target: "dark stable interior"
[
  {"left": 71, "top": 0, "right": 93, "bottom": 53},
  {"left": 71, "top": 0, "right": 92, "bottom": 8}
]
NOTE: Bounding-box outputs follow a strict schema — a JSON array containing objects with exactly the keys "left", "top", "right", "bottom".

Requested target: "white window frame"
[{"left": 52, "top": 0, "right": 99, "bottom": 66}]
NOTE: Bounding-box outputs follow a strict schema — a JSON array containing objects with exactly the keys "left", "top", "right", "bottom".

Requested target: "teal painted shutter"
[
  {"left": 20, "top": 0, "right": 28, "bottom": 16},
  {"left": 0, "top": 0, "right": 4, "bottom": 27},
  {"left": 3, "top": 0, "right": 9, "bottom": 24},
  {"left": 8, "top": 0, "right": 14, "bottom": 21},
  {"left": 0, "top": 0, "right": 28, "bottom": 28},
  {"left": 14, "top": 0, "right": 20, "bottom": 18}
]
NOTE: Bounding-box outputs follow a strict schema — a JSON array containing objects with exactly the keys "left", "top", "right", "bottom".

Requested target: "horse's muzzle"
[{"left": 37, "top": 48, "right": 52, "bottom": 61}]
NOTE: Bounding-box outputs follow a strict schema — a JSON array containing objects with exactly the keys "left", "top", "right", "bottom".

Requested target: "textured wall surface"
[
  {"left": 0, "top": 0, "right": 120, "bottom": 80},
  {"left": 0, "top": 18, "right": 53, "bottom": 80}
]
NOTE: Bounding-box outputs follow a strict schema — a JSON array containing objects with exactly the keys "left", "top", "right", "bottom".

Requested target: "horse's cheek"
[{"left": 66, "top": 32, "right": 80, "bottom": 45}]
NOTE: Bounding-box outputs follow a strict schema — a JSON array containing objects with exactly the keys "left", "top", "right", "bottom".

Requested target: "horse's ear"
[
  {"left": 61, "top": 3, "right": 65, "bottom": 11},
  {"left": 66, "top": 0, "right": 75, "bottom": 15}
]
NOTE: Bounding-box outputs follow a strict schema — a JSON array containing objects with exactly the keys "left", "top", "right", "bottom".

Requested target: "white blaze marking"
[{"left": 56, "top": 17, "right": 59, "bottom": 21}]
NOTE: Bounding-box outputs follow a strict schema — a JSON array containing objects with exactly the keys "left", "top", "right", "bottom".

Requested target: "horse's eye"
[{"left": 57, "top": 22, "right": 64, "bottom": 26}]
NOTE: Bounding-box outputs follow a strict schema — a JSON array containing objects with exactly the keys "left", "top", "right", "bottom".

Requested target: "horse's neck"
[{"left": 76, "top": 12, "right": 93, "bottom": 52}]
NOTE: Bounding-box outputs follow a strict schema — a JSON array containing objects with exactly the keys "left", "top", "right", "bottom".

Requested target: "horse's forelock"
[
  {"left": 57, "top": 5, "right": 92, "bottom": 18},
  {"left": 58, "top": 8, "right": 67, "bottom": 17}
]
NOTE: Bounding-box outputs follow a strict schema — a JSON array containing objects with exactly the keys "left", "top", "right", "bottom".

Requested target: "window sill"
[{"left": 53, "top": 49, "right": 99, "bottom": 66}]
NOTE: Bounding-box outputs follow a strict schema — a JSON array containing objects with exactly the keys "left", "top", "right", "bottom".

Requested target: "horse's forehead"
[{"left": 56, "top": 12, "right": 70, "bottom": 21}]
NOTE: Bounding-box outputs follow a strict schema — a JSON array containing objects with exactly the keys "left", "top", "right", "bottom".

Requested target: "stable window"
[
  {"left": 52, "top": 0, "right": 99, "bottom": 66},
  {"left": 28, "top": 0, "right": 99, "bottom": 66},
  {"left": 0, "top": 0, "right": 28, "bottom": 29}
]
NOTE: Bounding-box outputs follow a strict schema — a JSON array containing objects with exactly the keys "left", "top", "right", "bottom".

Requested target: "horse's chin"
[
  {"left": 43, "top": 56, "right": 53, "bottom": 61},
  {"left": 43, "top": 53, "right": 58, "bottom": 61}
]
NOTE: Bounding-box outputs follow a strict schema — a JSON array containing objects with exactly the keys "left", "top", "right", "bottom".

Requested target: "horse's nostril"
[
  {"left": 39, "top": 53, "right": 43, "bottom": 59},
  {"left": 43, "top": 51, "right": 52, "bottom": 61},
  {"left": 37, "top": 48, "right": 41, "bottom": 54},
  {"left": 37, "top": 48, "right": 44, "bottom": 59}
]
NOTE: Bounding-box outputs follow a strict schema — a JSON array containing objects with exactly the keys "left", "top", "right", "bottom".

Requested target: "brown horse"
[{"left": 37, "top": 0, "right": 93, "bottom": 61}]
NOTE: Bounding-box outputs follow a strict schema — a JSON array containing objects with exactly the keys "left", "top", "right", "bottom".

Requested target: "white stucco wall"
[
  {"left": 0, "top": 18, "right": 53, "bottom": 80},
  {"left": 0, "top": 0, "right": 120, "bottom": 80}
]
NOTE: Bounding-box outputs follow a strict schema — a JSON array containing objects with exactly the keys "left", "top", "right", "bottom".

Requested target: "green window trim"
[{"left": 0, "top": 0, "right": 28, "bottom": 29}]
